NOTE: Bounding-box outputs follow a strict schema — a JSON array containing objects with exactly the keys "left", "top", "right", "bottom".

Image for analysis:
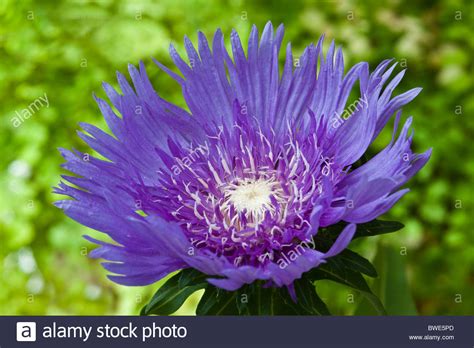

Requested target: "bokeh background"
[{"left": 1, "top": 0, "right": 472, "bottom": 315}]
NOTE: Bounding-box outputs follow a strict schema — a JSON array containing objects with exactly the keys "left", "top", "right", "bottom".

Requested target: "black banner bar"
[{"left": 1, "top": 316, "right": 472, "bottom": 348}]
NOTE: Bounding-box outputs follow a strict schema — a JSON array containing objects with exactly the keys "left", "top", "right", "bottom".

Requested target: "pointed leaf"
[
  {"left": 178, "top": 268, "right": 207, "bottom": 288},
  {"left": 141, "top": 269, "right": 206, "bottom": 315},
  {"left": 292, "top": 277, "right": 330, "bottom": 315},
  {"left": 355, "top": 244, "right": 417, "bottom": 315},
  {"left": 242, "top": 286, "right": 297, "bottom": 315},
  {"left": 236, "top": 280, "right": 329, "bottom": 316},
  {"left": 353, "top": 220, "right": 404, "bottom": 239},
  {"left": 246, "top": 286, "right": 278, "bottom": 315},
  {"left": 196, "top": 286, "right": 239, "bottom": 315},
  {"left": 337, "top": 249, "right": 378, "bottom": 277},
  {"left": 312, "top": 232, "right": 378, "bottom": 278},
  {"left": 320, "top": 219, "right": 404, "bottom": 241},
  {"left": 308, "top": 259, "right": 386, "bottom": 315}
]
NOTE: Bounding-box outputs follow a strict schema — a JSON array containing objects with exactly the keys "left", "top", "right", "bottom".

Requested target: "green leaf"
[
  {"left": 313, "top": 227, "right": 377, "bottom": 278},
  {"left": 291, "top": 277, "right": 330, "bottom": 315},
  {"left": 337, "top": 249, "right": 378, "bottom": 278},
  {"left": 141, "top": 269, "right": 207, "bottom": 315},
  {"left": 197, "top": 279, "right": 330, "bottom": 316},
  {"left": 320, "top": 220, "right": 404, "bottom": 241},
  {"left": 245, "top": 286, "right": 278, "bottom": 315},
  {"left": 196, "top": 286, "right": 239, "bottom": 315},
  {"left": 178, "top": 268, "right": 207, "bottom": 288},
  {"left": 241, "top": 286, "right": 297, "bottom": 315},
  {"left": 309, "top": 260, "right": 369, "bottom": 291},
  {"left": 308, "top": 259, "right": 386, "bottom": 315},
  {"left": 353, "top": 220, "right": 405, "bottom": 239},
  {"left": 241, "top": 278, "right": 330, "bottom": 315},
  {"left": 355, "top": 244, "right": 417, "bottom": 315},
  {"left": 198, "top": 284, "right": 289, "bottom": 315},
  {"left": 319, "top": 222, "right": 348, "bottom": 240}
]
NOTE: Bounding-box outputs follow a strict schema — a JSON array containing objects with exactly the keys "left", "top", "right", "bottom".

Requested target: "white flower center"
[{"left": 222, "top": 177, "right": 286, "bottom": 226}]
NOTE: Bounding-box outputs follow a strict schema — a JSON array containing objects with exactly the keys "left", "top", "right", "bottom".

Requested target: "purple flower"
[{"left": 55, "top": 22, "right": 431, "bottom": 292}]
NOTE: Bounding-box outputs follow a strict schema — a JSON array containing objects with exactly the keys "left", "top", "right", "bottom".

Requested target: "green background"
[{"left": 0, "top": 0, "right": 472, "bottom": 315}]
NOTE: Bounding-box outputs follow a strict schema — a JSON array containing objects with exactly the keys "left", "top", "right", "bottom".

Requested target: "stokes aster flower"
[{"left": 55, "top": 22, "right": 431, "bottom": 294}]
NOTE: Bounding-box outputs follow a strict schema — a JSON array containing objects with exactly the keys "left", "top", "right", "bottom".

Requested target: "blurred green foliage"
[{"left": 0, "top": 0, "right": 472, "bottom": 315}]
